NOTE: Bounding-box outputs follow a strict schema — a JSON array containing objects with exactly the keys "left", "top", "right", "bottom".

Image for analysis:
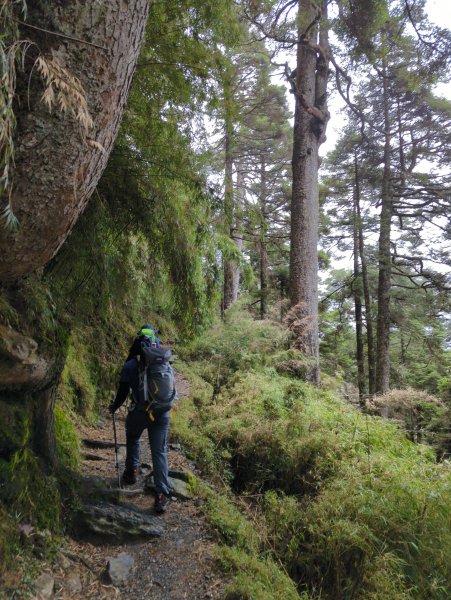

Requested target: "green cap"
[{"left": 140, "top": 327, "right": 155, "bottom": 337}]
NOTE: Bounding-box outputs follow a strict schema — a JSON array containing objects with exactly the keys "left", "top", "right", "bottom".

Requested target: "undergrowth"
[
  {"left": 172, "top": 305, "right": 451, "bottom": 600},
  {"left": 191, "top": 478, "right": 307, "bottom": 599}
]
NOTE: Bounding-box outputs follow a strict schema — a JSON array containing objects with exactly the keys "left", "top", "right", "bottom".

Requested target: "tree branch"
[{"left": 16, "top": 19, "right": 109, "bottom": 52}]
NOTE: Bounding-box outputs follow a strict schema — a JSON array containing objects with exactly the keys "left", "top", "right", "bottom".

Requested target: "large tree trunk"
[
  {"left": 376, "top": 62, "right": 393, "bottom": 394},
  {"left": 353, "top": 150, "right": 376, "bottom": 394},
  {"left": 357, "top": 187, "right": 376, "bottom": 396},
  {"left": 354, "top": 150, "right": 376, "bottom": 396},
  {"left": 0, "top": 0, "right": 150, "bottom": 282},
  {"left": 353, "top": 191, "right": 366, "bottom": 403},
  {"left": 288, "top": 0, "right": 329, "bottom": 384},
  {"left": 0, "top": 1, "right": 150, "bottom": 469}
]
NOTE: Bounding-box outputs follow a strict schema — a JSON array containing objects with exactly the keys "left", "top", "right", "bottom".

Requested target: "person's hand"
[{"left": 109, "top": 402, "right": 116, "bottom": 415}]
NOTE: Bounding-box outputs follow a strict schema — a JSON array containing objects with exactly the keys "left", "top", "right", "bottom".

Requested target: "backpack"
[{"left": 137, "top": 344, "right": 176, "bottom": 416}]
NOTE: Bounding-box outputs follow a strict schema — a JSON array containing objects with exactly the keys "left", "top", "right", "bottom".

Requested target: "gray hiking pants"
[{"left": 125, "top": 409, "right": 170, "bottom": 496}]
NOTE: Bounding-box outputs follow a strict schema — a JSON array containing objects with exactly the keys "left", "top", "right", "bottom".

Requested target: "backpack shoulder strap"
[{"left": 137, "top": 352, "right": 148, "bottom": 401}]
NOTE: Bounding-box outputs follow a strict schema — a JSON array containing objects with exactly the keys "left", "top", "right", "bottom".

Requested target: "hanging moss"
[{"left": 58, "top": 333, "right": 96, "bottom": 419}]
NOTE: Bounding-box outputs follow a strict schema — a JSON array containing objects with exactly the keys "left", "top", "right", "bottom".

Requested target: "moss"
[
  {"left": 58, "top": 331, "right": 97, "bottom": 419},
  {"left": 0, "top": 407, "right": 61, "bottom": 530},
  {"left": 0, "top": 399, "right": 31, "bottom": 459},
  {"left": 217, "top": 546, "right": 308, "bottom": 600},
  {"left": 197, "top": 483, "right": 261, "bottom": 553},
  {"left": 0, "top": 431, "right": 61, "bottom": 532},
  {"left": 54, "top": 406, "right": 80, "bottom": 470}
]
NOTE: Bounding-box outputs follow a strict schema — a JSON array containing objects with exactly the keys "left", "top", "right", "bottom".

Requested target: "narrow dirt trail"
[{"left": 51, "top": 376, "right": 228, "bottom": 600}]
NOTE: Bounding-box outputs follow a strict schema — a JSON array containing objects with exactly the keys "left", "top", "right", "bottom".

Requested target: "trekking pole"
[{"left": 112, "top": 412, "right": 122, "bottom": 489}]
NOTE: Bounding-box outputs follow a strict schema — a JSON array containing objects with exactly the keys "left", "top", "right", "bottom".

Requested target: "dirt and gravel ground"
[{"left": 48, "top": 375, "right": 229, "bottom": 600}]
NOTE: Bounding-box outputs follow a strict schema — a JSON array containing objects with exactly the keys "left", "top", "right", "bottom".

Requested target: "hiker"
[{"left": 109, "top": 325, "right": 175, "bottom": 514}]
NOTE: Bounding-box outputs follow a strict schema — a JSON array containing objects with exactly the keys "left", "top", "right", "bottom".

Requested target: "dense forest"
[{"left": 0, "top": 0, "right": 450, "bottom": 598}]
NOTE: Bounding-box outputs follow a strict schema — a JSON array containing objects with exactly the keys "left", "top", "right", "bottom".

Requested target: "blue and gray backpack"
[{"left": 136, "top": 327, "right": 176, "bottom": 416}]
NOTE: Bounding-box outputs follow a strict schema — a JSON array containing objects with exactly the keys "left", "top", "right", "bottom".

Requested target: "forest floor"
[{"left": 40, "top": 375, "right": 229, "bottom": 600}]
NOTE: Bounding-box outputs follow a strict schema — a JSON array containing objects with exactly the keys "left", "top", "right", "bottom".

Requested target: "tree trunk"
[
  {"left": 353, "top": 193, "right": 366, "bottom": 403},
  {"left": 223, "top": 64, "right": 235, "bottom": 311},
  {"left": 0, "top": 0, "right": 150, "bottom": 282},
  {"left": 358, "top": 204, "right": 376, "bottom": 395},
  {"left": 354, "top": 150, "right": 376, "bottom": 395},
  {"left": 259, "top": 157, "right": 268, "bottom": 319},
  {"left": 232, "top": 232, "right": 243, "bottom": 303},
  {"left": 232, "top": 164, "right": 245, "bottom": 303},
  {"left": 376, "top": 61, "right": 393, "bottom": 394},
  {"left": 0, "top": 1, "right": 150, "bottom": 470},
  {"left": 32, "top": 376, "right": 60, "bottom": 470},
  {"left": 288, "top": 0, "right": 329, "bottom": 384},
  {"left": 259, "top": 240, "right": 268, "bottom": 319}
]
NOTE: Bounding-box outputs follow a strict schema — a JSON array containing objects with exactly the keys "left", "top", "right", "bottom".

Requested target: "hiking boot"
[
  {"left": 154, "top": 493, "right": 169, "bottom": 514},
  {"left": 121, "top": 468, "right": 137, "bottom": 485}
]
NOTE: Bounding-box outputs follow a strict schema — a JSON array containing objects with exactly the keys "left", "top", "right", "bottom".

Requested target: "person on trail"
[{"left": 109, "top": 325, "right": 174, "bottom": 514}]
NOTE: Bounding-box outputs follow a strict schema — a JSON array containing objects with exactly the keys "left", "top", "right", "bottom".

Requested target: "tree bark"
[
  {"left": 0, "top": 1, "right": 150, "bottom": 470},
  {"left": 259, "top": 157, "right": 268, "bottom": 319},
  {"left": 376, "top": 61, "right": 393, "bottom": 394},
  {"left": 357, "top": 194, "right": 376, "bottom": 395},
  {"left": 288, "top": 0, "right": 329, "bottom": 384},
  {"left": 0, "top": 0, "right": 150, "bottom": 282},
  {"left": 0, "top": 322, "right": 65, "bottom": 471},
  {"left": 232, "top": 232, "right": 243, "bottom": 303},
  {"left": 259, "top": 239, "right": 268, "bottom": 319},
  {"left": 353, "top": 192, "right": 366, "bottom": 403},
  {"left": 223, "top": 66, "right": 235, "bottom": 311},
  {"left": 232, "top": 165, "right": 245, "bottom": 303},
  {"left": 354, "top": 150, "right": 376, "bottom": 395}
]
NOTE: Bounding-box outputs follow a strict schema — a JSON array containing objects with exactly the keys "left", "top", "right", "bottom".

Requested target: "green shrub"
[
  {"left": 292, "top": 458, "right": 451, "bottom": 599},
  {"left": 198, "top": 483, "right": 261, "bottom": 553},
  {"left": 178, "top": 304, "right": 290, "bottom": 388},
  {"left": 217, "top": 546, "right": 308, "bottom": 600},
  {"left": 195, "top": 483, "right": 307, "bottom": 599},
  {"left": 175, "top": 308, "right": 451, "bottom": 599}
]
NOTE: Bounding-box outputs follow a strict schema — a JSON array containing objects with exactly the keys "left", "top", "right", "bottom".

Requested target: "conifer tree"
[
  {"left": 245, "top": 0, "right": 330, "bottom": 383},
  {"left": 327, "top": 0, "right": 451, "bottom": 393},
  {"left": 237, "top": 81, "right": 292, "bottom": 318}
]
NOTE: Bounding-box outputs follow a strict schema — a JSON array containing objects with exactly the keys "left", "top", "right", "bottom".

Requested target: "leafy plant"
[{"left": 174, "top": 306, "right": 451, "bottom": 599}]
